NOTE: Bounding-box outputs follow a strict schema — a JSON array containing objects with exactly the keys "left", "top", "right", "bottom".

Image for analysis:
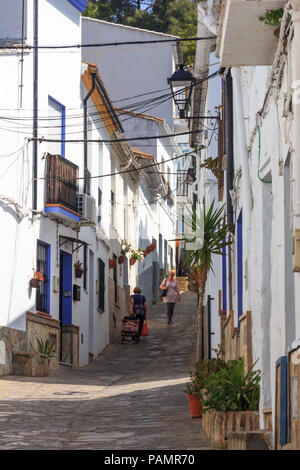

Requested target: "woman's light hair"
[
  {"left": 169, "top": 270, "right": 176, "bottom": 277},
  {"left": 133, "top": 286, "right": 142, "bottom": 293}
]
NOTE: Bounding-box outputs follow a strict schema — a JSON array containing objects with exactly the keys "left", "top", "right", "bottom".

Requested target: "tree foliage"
[{"left": 83, "top": 0, "right": 197, "bottom": 65}]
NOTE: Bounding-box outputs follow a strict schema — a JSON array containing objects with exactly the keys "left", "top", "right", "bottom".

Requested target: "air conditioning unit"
[{"left": 76, "top": 193, "right": 96, "bottom": 222}]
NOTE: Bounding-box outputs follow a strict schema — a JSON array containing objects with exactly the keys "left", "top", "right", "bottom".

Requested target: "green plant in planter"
[
  {"left": 30, "top": 337, "right": 56, "bottom": 358},
  {"left": 183, "top": 382, "right": 197, "bottom": 395},
  {"left": 259, "top": 8, "right": 283, "bottom": 27},
  {"left": 130, "top": 248, "right": 144, "bottom": 262},
  {"left": 202, "top": 358, "right": 261, "bottom": 412}
]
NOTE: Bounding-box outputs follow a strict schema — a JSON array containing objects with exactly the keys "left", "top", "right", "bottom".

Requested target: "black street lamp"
[{"left": 167, "top": 64, "right": 196, "bottom": 119}]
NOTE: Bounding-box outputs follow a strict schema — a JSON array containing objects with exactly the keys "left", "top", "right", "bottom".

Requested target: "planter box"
[
  {"left": 202, "top": 410, "right": 259, "bottom": 449},
  {"left": 13, "top": 352, "right": 50, "bottom": 377}
]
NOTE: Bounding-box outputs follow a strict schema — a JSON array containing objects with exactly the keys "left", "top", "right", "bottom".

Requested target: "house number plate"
[{"left": 64, "top": 290, "right": 71, "bottom": 297}]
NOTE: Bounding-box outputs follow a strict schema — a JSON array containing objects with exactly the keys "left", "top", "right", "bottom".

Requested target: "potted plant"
[
  {"left": 174, "top": 199, "right": 231, "bottom": 361},
  {"left": 146, "top": 243, "right": 156, "bottom": 253},
  {"left": 184, "top": 382, "right": 203, "bottom": 418},
  {"left": 30, "top": 337, "right": 56, "bottom": 377},
  {"left": 74, "top": 261, "right": 86, "bottom": 278},
  {"left": 118, "top": 241, "right": 131, "bottom": 264},
  {"left": 129, "top": 248, "right": 144, "bottom": 266},
  {"left": 185, "top": 352, "right": 227, "bottom": 419},
  {"left": 201, "top": 358, "right": 261, "bottom": 448},
  {"left": 30, "top": 269, "right": 44, "bottom": 288},
  {"left": 118, "top": 255, "right": 126, "bottom": 264}
]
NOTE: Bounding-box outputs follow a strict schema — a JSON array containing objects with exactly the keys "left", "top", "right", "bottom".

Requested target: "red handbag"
[{"left": 141, "top": 320, "right": 148, "bottom": 336}]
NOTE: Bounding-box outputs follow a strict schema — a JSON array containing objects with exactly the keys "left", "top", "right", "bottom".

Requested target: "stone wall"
[{"left": 0, "top": 326, "right": 27, "bottom": 376}]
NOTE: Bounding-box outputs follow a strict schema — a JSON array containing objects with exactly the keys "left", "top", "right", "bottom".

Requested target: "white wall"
[{"left": 82, "top": 17, "right": 177, "bottom": 130}]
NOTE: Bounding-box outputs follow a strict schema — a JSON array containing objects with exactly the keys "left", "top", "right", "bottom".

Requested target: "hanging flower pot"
[
  {"left": 148, "top": 243, "right": 156, "bottom": 252},
  {"left": 30, "top": 278, "right": 41, "bottom": 288},
  {"left": 118, "top": 255, "right": 126, "bottom": 265},
  {"left": 130, "top": 257, "right": 137, "bottom": 266},
  {"left": 74, "top": 261, "right": 86, "bottom": 278},
  {"left": 30, "top": 270, "right": 44, "bottom": 288},
  {"left": 109, "top": 258, "right": 116, "bottom": 269},
  {"left": 143, "top": 250, "right": 148, "bottom": 258}
]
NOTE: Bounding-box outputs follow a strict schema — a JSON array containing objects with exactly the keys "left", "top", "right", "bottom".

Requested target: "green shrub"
[
  {"left": 259, "top": 9, "right": 284, "bottom": 27},
  {"left": 202, "top": 358, "right": 261, "bottom": 412}
]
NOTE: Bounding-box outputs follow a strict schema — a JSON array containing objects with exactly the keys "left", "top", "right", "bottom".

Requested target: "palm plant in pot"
[{"left": 176, "top": 199, "right": 231, "bottom": 361}]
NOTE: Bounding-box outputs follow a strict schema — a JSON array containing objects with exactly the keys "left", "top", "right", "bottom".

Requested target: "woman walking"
[
  {"left": 160, "top": 270, "right": 180, "bottom": 325},
  {"left": 130, "top": 286, "right": 147, "bottom": 337}
]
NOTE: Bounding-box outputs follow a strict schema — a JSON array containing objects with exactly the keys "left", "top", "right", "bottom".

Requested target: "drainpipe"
[
  {"left": 32, "top": 0, "right": 38, "bottom": 211},
  {"left": 83, "top": 70, "right": 97, "bottom": 194},
  {"left": 225, "top": 69, "right": 234, "bottom": 232}
]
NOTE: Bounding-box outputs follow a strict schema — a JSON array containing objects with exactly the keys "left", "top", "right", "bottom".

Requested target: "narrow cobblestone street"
[{"left": 0, "top": 292, "right": 212, "bottom": 450}]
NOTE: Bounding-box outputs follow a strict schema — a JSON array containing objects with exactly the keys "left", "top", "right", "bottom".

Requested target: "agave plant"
[
  {"left": 30, "top": 337, "right": 56, "bottom": 358},
  {"left": 176, "top": 199, "right": 231, "bottom": 361}
]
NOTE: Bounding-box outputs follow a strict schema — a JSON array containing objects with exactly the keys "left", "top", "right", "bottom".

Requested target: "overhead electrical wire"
[
  {"left": 29, "top": 129, "right": 206, "bottom": 144},
  {"left": 36, "top": 149, "right": 195, "bottom": 183},
  {"left": 0, "top": 36, "right": 216, "bottom": 51},
  {"left": 0, "top": 68, "right": 221, "bottom": 131}
]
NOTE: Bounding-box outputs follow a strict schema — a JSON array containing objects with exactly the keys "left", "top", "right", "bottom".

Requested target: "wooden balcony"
[{"left": 45, "top": 154, "right": 80, "bottom": 223}]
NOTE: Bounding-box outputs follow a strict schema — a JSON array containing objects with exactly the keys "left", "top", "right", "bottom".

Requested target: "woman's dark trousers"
[
  {"left": 136, "top": 314, "right": 144, "bottom": 335},
  {"left": 166, "top": 303, "right": 175, "bottom": 323}
]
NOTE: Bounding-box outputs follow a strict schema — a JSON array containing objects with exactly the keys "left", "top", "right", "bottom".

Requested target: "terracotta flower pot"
[
  {"left": 130, "top": 257, "right": 137, "bottom": 266},
  {"left": 109, "top": 259, "right": 116, "bottom": 269},
  {"left": 143, "top": 250, "right": 148, "bottom": 258},
  {"left": 187, "top": 394, "right": 202, "bottom": 418},
  {"left": 30, "top": 278, "right": 41, "bottom": 288},
  {"left": 118, "top": 255, "right": 125, "bottom": 265},
  {"left": 148, "top": 243, "right": 156, "bottom": 252},
  {"left": 75, "top": 268, "right": 83, "bottom": 278}
]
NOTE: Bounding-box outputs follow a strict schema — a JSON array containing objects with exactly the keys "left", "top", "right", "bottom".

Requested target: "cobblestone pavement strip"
[{"left": 0, "top": 292, "right": 213, "bottom": 450}]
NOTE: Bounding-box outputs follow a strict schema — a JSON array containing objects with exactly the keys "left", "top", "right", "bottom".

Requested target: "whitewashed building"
[
  {"left": 193, "top": 0, "right": 300, "bottom": 450},
  {"left": 0, "top": 0, "right": 146, "bottom": 373},
  {"left": 82, "top": 17, "right": 183, "bottom": 306}
]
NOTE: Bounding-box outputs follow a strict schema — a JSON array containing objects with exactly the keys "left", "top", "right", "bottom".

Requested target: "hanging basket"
[
  {"left": 75, "top": 268, "right": 84, "bottom": 278},
  {"left": 130, "top": 257, "right": 137, "bottom": 266},
  {"left": 143, "top": 250, "right": 148, "bottom": 258},
  {"left": 30, "top": 278, "right": 41, "bottom": 288},
  {"left": 109, "top": 259, "right": 116, "bottom": 269},
  {"left": 147, "top": 243, "right": 156, "bottom": 253},
  {"left": 118, "top": 255, "right": 126, "bottom": 265}
]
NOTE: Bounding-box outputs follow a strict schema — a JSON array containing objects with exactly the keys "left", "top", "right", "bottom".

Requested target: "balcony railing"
[{"left": 45, "top": 154, "right": 78, "bottom": 212}]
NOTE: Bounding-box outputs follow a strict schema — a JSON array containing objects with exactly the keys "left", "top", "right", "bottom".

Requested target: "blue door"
[{"left": 60, "top": 250, "right": 72, "bottom": 326}]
